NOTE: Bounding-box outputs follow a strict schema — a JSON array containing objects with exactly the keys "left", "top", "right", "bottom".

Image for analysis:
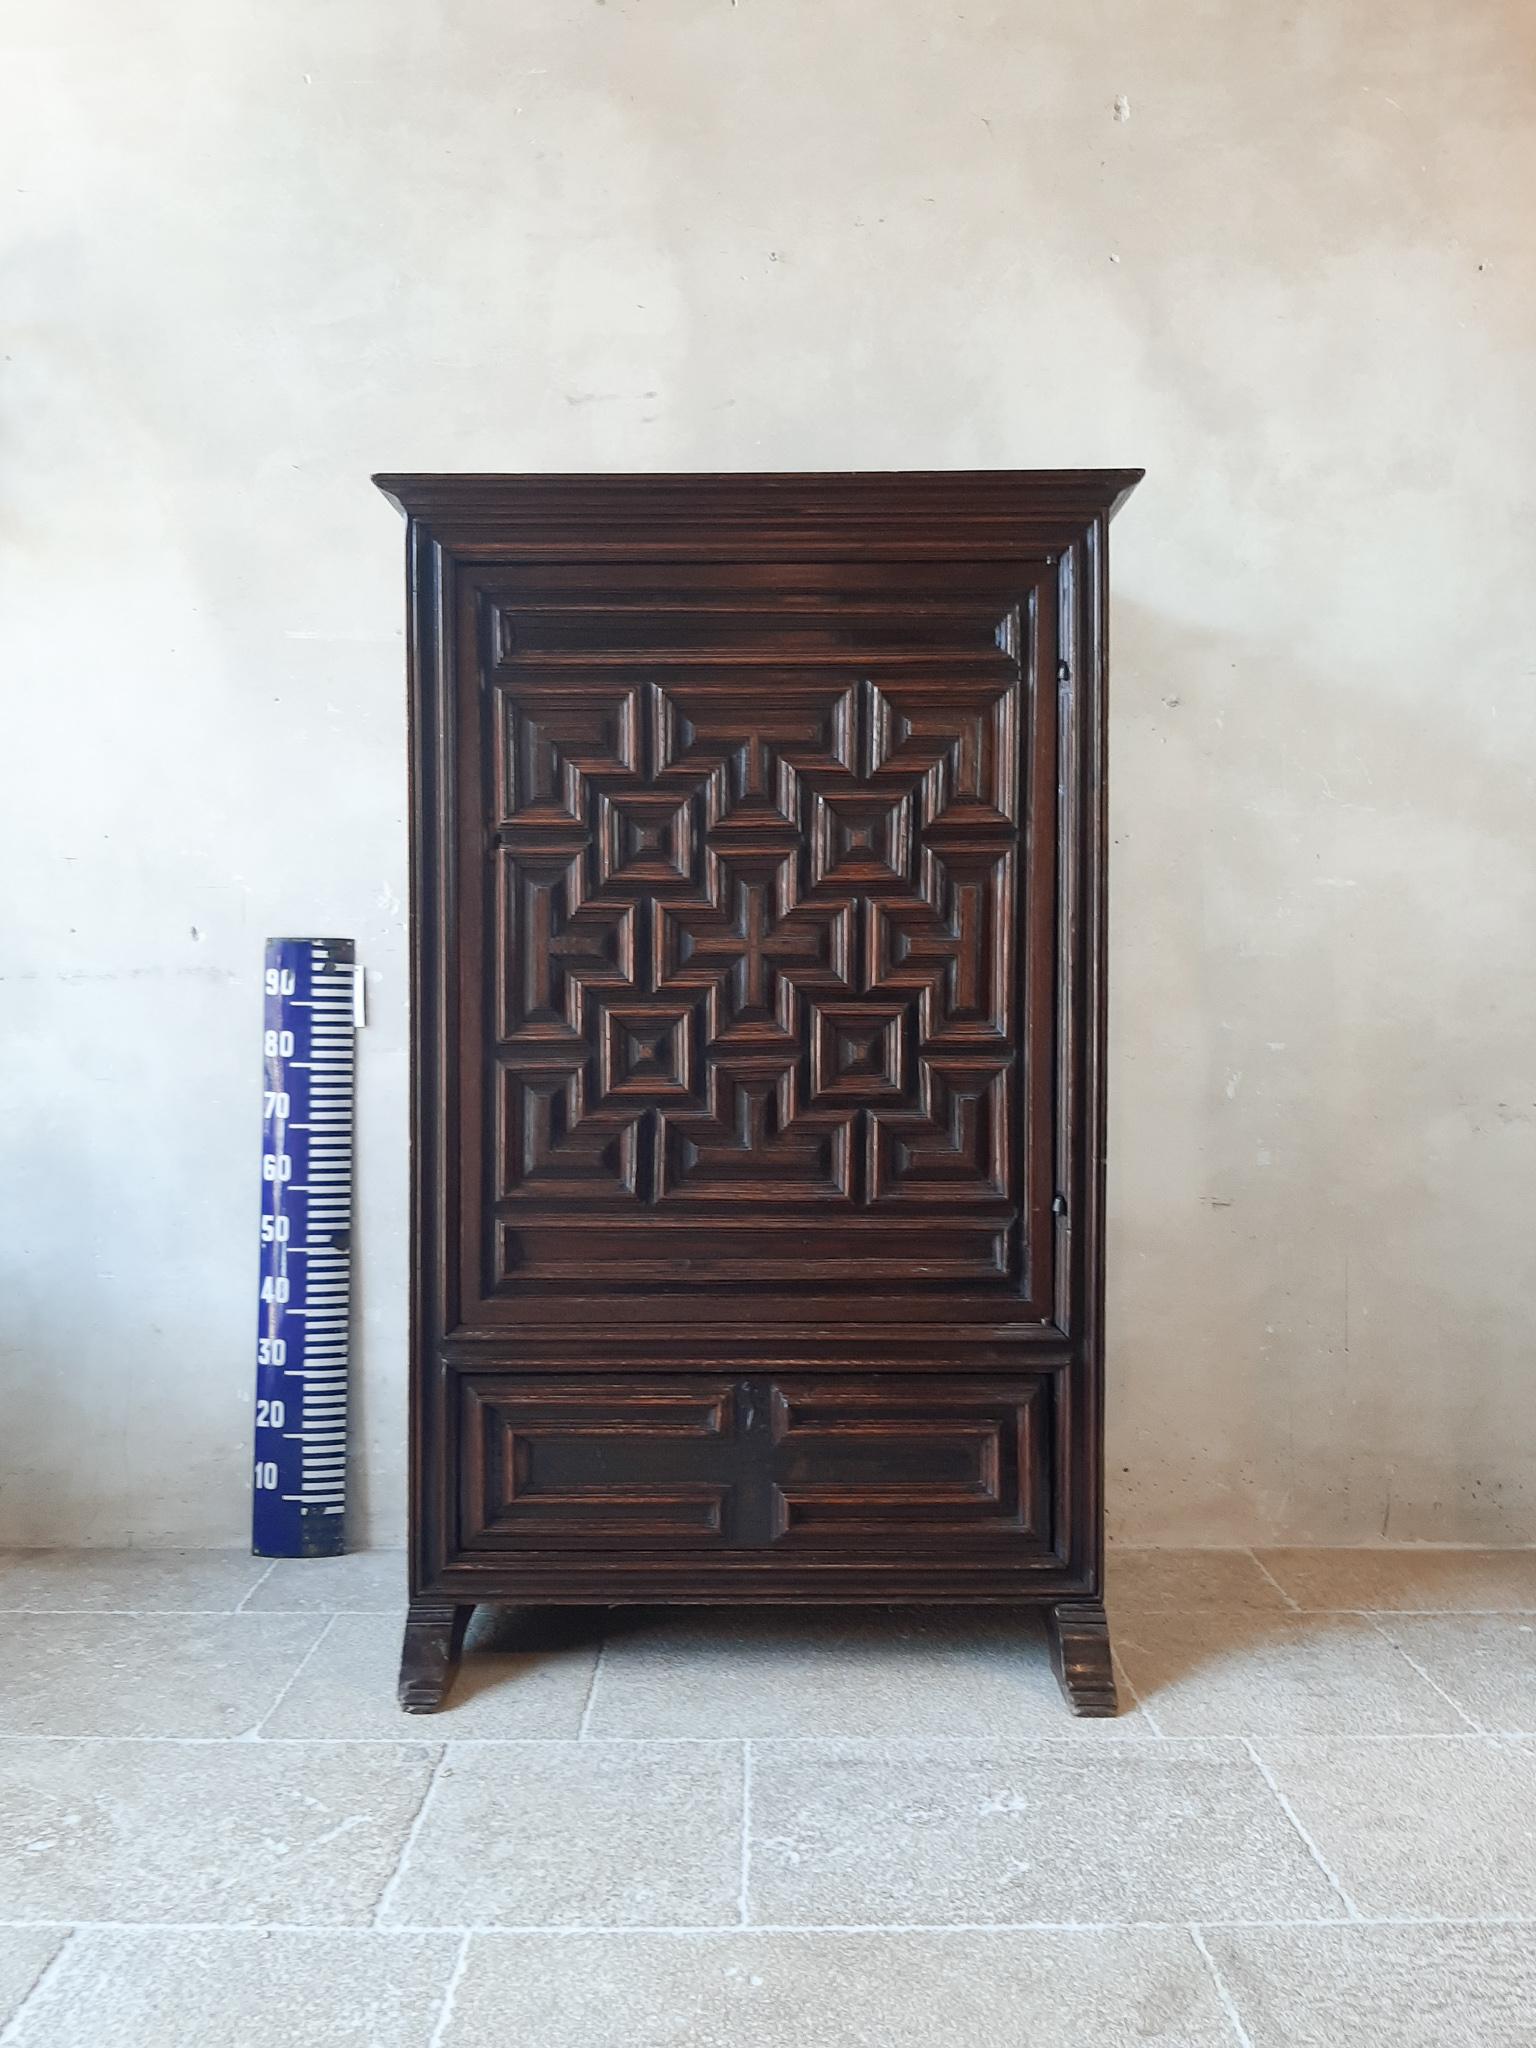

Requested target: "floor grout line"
[
  {"left": 3, "top": 1913, "right": 1535, "bottom": 1937},
  {"left": 372, "top": 1744, "right": 450, "bottom": 1928},
  {"left": 0, "top": 1726, "right": 1532, "bottom": 1748},
  {"left": 233, "top": 1560, "right": 281, "bottom": 1613},
  {"left": 1109, "top": 1650, "right": 1165, "bottom": 1737},
  {"left": 4, "top": 1602, "right": 1535, "bottom": 1617},
  {"left": 0, "top": 1607, "right": 313, "bottom": 1619},
  {"left": 242, "top": 1612, "right": 340, "bottom": 1738},
  {"left": 1188, "top": 1924, "right": 1256, "bottom": 2048},
  {"left": 1359, "top": 1614, "right": 1486, "bottom": 1732},
  {"left": 1294, "top": 1606, "right": 1536, "bottom": 1617},
  {"left": 1240, "top": 1737, "right": 1363, "bottom": 1922},
  {"left": 576, "top": 1642, "right": 605, "bottom": 1740},
  {"left": 425, "top": 1930, "right": 472, "bottom": 2048},
  {"left": 738, "top": 1741, "right": 754, "bottom": 1926},
  {"left": 0, "top": 1605, "right": 412, "bottom": 1618},
  {"left": 17, "top": 1601, "right": 1535, "bottom": 1616},
  {"left": 1245, "top": 1550, "right": 1301, "bottom": 1610},
  {"left": 0, "top": 1926, "right": 76, "bottom": 2047}
]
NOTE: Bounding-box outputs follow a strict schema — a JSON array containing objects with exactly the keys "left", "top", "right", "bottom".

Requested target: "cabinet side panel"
[
  {"left": 1053, "top": 520, "right": 1113, "bottom": 1596},
  {"left": 404, "top": 523, "right": 460, "bottom": 1596}
]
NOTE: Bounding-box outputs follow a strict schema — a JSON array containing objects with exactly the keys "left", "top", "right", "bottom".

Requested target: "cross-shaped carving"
[{"left": 655, "top": 873, "right": 852, "bottom": 1045}]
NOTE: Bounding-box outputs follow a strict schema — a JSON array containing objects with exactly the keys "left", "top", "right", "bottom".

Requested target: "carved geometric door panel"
[{"left": 470, "top": 562, "right": 1060, "bottom": 1318}]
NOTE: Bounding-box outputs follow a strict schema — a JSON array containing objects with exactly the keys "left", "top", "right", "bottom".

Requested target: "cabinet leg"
[
  {"left": 1045, "top": 1599, "right": 1118, "bottom": 1717},
  {"left": 398, "top": 1600, "right": 473, "bottom": 1714}
]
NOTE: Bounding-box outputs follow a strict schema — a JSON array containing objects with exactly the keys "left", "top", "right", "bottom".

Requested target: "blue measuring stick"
[{"left": 252, "top": 938, "right": 358, "bottom": 1558}]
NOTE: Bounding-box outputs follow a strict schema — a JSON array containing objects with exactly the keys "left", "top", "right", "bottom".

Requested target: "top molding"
[{"left": 372, "top": 469, "right": 1143, "bottom": 561}]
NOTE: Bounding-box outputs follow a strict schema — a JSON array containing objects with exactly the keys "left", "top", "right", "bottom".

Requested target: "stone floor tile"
[
  {"left": 1114, "top": 1611, "right": 1470, "bottom": 1736},
  {"left": 6, "top": 1929, "right": 460, "bottom": 2048},
  {"left": 0, "top": 1739, "right": 437, "bottom": 1924},
  {"left": 587, "top": 1607, "right": 1151, "bottom": 1740},
  {"left": 1255, "top": 1549, "right": 1536, "bottom": 1612},
  {"left": 381, "top": 1740, "right": 742, "bottom": 1928},
  {"left": 260, "top": 1611, "right": 597, "bottom": 1739},
  {"left": 1374, "top": 1615, "right": 1536, "bottom": 1731},
  {"left": 0, "top": 1929, "right": 67, "bottom": 2029},
  {"left": 1204, "top": 1923, "right": 1536, "bottom": 2047},
  {"left": 0, "top": 1550, "right": 272, "bottom": 1613},
  {"left": 1105, "top": 1549, "right": 1292, "bottom": 1613},
  {"left": 443, "top": 1929, "right": 1236, "bottom": 2047},
  {"left": 1254, "top": 1735, "right": 1536, "bottom": 1918},
  {"left": 0, "top": 1614, "right": 328, "bottom": 1737},
  {"left": 245, "top": 1551, "right": 408, "bottom": 1613},
  {"left": 747, "top": 1737, "right": 1342, "bottom": 1927}
]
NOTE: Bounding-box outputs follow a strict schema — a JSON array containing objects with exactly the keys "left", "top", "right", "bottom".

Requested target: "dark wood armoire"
[{"left": 376, "top": 469, "right": 1141, "bottom": 1715}]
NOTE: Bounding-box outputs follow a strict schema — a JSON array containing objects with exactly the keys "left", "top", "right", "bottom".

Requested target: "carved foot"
[
  {"left": 398, "top": 1600, "right": 472, "bottom": 1714},
  {"left": 1045, "top": 1599, "right": 1118, "bottom": 1717}
]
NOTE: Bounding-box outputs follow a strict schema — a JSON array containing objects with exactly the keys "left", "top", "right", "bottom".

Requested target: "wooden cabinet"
[{"left": 376, "top": 470, "right": 1141, "bottom": 1714}]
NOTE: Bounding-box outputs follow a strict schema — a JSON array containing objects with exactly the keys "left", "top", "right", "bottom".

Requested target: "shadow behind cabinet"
[{"left": 375, "top": 470, "right": 1142, "bottom": 1715}]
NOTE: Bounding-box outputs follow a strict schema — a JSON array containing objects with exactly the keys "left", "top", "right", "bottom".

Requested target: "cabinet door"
[
  {"left": 455, "top": 1374, "right": 1053, "bottom": 1557},
  {"left": 450, "top": 558, "right": 1064, "bottom": 1338}
]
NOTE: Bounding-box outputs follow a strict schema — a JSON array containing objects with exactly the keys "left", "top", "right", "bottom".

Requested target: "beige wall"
[{"left": 2, "top": 0, "right": 1533, "bottom": 1547}]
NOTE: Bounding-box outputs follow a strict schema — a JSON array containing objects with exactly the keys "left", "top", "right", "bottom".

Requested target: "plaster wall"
[{"left": 2, "top": 0, "right": 1533, "bottom": 1545}]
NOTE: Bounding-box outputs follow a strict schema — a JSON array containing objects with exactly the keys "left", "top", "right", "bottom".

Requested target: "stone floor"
[{"left": 0, "top": 1548, "right": 1534, "bottom": 2044}]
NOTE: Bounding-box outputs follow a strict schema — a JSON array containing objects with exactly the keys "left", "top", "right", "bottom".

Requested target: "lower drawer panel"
[
  {"left": 767, "top": 1379, "right": 1049, "bottom": 1547},
  {"left": 460, "top": 1378, "right": 737, "bottom": 1550},
  {"left": 456, "top": 1373, "right": 1052, "bottom": 1556}
]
